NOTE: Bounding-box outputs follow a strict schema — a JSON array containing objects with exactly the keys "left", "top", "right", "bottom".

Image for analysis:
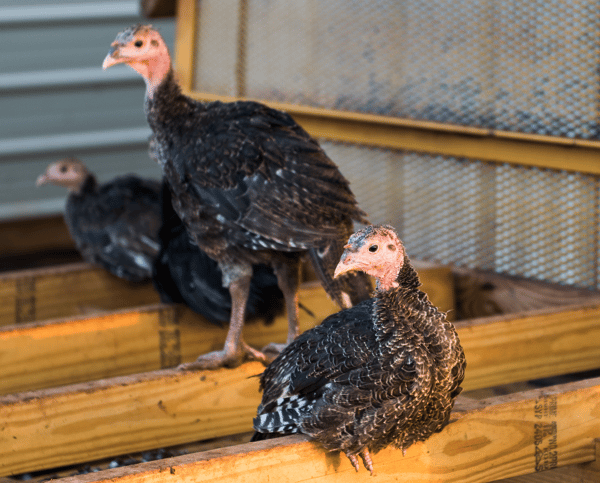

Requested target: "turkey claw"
[
  {"left": 178, "top": 342, "right": 268, "bottom": 370},
  {"left": 345, "top": 448, "right": 374, "bottom": 476}
]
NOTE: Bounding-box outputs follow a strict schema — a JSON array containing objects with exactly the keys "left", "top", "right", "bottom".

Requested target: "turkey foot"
[
  {"left": 261, "top": 342, "right": 288, "bottom": 363},
  {"left": 346, "top": 448, "right": 374, "bottom": 476},
  {"left": 179, "top": 341, "right": 268, "bottom": 370}
]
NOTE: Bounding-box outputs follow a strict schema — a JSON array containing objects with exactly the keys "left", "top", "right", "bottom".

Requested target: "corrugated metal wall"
[{"left": 0, "top": 1, "right": 174, "bottom": 220}]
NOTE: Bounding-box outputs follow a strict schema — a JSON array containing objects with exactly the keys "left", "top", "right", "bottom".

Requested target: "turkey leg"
[{"left": 179, "top": 274, "right": 268, "bottom": 369}]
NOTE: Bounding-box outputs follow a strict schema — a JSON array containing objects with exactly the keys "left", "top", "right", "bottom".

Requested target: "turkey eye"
[
  {"left": 59, "top": 165, "right": 68, "bottom": 173},
  {"left": 368, "top": 244, "right": 378, "bottom": 253},
  {"left": 134, "top": 40, "right": 143, "bottom": 47}
]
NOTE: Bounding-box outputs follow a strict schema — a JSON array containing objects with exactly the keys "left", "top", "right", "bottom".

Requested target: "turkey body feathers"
[
  {"left": 147, "top": 75, "right": 368, "bottom": 299},
  {"left": 65, "top": 175, "right": 162, "bottom": 282},
  {"left": 152, "top": 182, "right": 285, "bottom": 325},
  {"left": 254, "top": 260, "right": 466, "bottom": 457}
]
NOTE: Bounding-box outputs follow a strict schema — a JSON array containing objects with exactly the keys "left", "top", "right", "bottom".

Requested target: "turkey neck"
[
  {"left": 375, "top": 258, "right": 457, "bottom": 354},
  {"left": 70, "top": 174, "right": 97, "bottom": 197},
  {"left": 144, "top": 70, "right": 199, "bottom": 139},
  {"left": 396, "top": 258, "right": 421, "bottom": 291}
]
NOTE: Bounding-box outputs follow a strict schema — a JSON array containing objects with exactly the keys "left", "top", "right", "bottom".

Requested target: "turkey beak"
[
  {"left": 102, "top": 45, "right": 122, "bottom": 70},
  {"left": 36, "top": 174, "right": 49, "bottom": 187},
  {"left": 334, "top": 252, "right": 358, "bottom": 279}
]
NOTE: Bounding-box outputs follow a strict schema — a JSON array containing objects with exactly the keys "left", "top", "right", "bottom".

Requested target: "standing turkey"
[
  {"left": 252, "top": 225, "right": 466, "bottom": 475},
  {"left": 37, "top": 158, "right": 162, "bottom": 282},
  {"left": 103, "top": 25, "right": 372, "bottom": 368}
]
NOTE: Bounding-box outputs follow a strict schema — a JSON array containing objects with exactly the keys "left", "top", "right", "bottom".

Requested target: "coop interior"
[{"left": 1, "top": 0, "right": 600, "bottom": 482}]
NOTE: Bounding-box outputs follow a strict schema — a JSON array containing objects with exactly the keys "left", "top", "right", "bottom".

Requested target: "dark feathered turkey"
[
  {"left": 152, "top": 180, "right": 285, "bottom": 325},
  {"left": 103, "top": 25, "right": 372, "bottom": 368},
  {"left": 37, "top": 158, "right": 162, "bottom": 282},
  {"left": 252, "top": 225, "right": 466, "bottom": 475}
]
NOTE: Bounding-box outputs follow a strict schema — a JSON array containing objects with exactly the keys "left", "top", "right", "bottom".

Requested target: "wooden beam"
[
  {"left": 0, "top": 263, "right": 160, "bottom": 326},
  {"left": 181, "top": 89, "right": 600, "bottom": 176},
  {"left": 494, "top": 439, "right": 600, "bottom": 482},
  {"left": 2, "top": 299, "right": 600, "bottom": 476},
  {"left": 0, "top": 258, "right": 453, "bottom": 326},
  {"left": 0, "top": 363, "right": 266, "bottom": 476},
  {"left": 174, "top": 0, "right": 198, "bottom": 92},
  {"left": 1, "top": 274, "right": 599, "bottom": 395},
  {"left": 456, "top": 303, "right": 600, "bottom": 390},
  {"left": 0, "top": 283, "right": 338, "bottom": 395},
  {"left": 42, "top": 379, "right": 600, "bottom": 483}
]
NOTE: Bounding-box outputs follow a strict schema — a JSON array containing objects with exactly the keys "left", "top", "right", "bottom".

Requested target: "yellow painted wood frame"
[
  {"left": 6, "top": 378, "right": 600, "bottom": 481},
  {"left": 174, "top": 0, "right": 600, "bottom": 176},
  {"left": 2, "top": 298, "right": 600, "bottom": 396}
]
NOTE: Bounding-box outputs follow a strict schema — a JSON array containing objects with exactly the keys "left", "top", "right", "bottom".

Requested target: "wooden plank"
[
  {"left": 0, "top": 258, "right": 453, "bottom": 326},
  {"left": 0, "top": 306, "right": 171, "bottom": 395},
  {"left": 454, "top": 267, "right": 600, "bottom": 319},
  {"left": 0, "top": 214, "right": 74, "bottom": 259},
  {"left": 174, "top": 0, "right": 198, "bottom": 92},
  {"left": 0, "top": 363, "right": 266, "bottom": 476},
  {"left": 0, "top": 262, "right": 160, "bottom": 326},
  {"left": 456, "top": 303, "right": 600, "bottom": 390},
  {"left": 181, "top": 88, "right": 600, "bottom": 177},
  {"left": 2, "top": 287, "right": 599, "bottom": 396},
  {"left": 0, "top": 282, "right": 337, "bottom": 395},
  {"left": 42, "top": 378, "right": 600, "bottom": 483},
  {"left": 495, "top": 439, "right": 600, "bottom": 482},
  {"left": 0, "top": 432, "right": 256, "bottom": 483}
]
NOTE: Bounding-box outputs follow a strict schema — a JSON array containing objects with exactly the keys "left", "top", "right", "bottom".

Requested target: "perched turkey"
[
  {"left": 252, "top": 225, "right": 466, "bottom": 475},
  {"left": 103, "top": 25, "right": 372, "bottom": 368},
  {"left": 153, "top": 180, "right": 285, "bottom": 325},
  {"left": 36, "top": 158, "right": 162, "bottom": 282}
]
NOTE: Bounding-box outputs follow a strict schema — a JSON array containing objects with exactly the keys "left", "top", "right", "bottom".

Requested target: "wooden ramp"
[{"left": 0, "top": 262, "right": 598, "bottom": 482}]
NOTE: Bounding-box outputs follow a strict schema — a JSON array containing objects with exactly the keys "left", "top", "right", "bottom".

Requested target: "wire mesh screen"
[
  {"left": 194, "top": 0, "right": 600, "bottom": 138},
  {"left": 323, "top": 143, "right": 600, "bottom": 288},
  {"left": 192, "top": 0, "right": 600, "bottom": 288}
]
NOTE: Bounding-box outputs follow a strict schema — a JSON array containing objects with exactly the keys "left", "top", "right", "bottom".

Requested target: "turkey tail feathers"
[{"left": 253, "top": 395, "right": 310, "bottom": 436}]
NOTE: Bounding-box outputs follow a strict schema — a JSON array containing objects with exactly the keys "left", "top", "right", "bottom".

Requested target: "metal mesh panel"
[
  {"left": 194, "top": 0, "right": 600, "bottom": 139},
  {"left": 319, "top": 141, "right": 404, "bottom": 229},
  {"left": 324, "top": 142, "right": 600, "bottom": 288},
  {"left": 495, "top": 164, "right": 599, "bottom": 286},
  {"left": 400, "top": 155, "right": 496, "bottom": 270}
]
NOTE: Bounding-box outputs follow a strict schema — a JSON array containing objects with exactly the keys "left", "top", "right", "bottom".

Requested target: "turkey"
[
  {"left": 36, "top": 158, "right": 284, "bottom": 326},
  {"left": 252, "top": 225, "right": 466, "bottom": 475},
  {"left": 36, "top": 158, "right": 162, "bottom": 282},
  {"left": 103, "top": 25, "right": 372, "bottom": 368},
  {"left": 153, "top": 180, "right": 285, "bottom": 325}
]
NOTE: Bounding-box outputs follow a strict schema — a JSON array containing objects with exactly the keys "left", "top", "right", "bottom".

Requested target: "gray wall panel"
[
  {"left": 0, "top": 84, "right": 147, "bottom": 138},
  {"left": 0, "top": 2, "right": 174, "bottom": 221}
]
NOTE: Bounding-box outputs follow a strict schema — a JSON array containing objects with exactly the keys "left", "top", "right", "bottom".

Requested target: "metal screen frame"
[{"left": 175, "top": 0, "right": 600, "bottom": 176}]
